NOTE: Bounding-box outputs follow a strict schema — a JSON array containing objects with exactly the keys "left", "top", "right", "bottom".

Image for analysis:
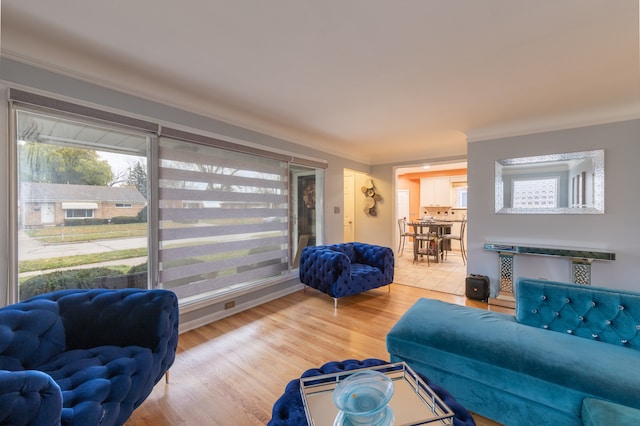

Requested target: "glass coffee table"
[
  {"left": 300, "top": 362, "right": 454, "bottom": 425},
  {"left": 268, "top": 358, "right": 476, "bottom": 426}
]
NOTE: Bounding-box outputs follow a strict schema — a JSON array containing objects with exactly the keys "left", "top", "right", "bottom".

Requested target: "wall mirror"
[{"left": 495, "top": 149, "right": 604, "bottom": 214}]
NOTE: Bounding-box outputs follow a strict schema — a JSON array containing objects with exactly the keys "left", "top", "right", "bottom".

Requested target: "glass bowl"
[{"left": 332, "top": 370, "right": 394, "bottom": 425}]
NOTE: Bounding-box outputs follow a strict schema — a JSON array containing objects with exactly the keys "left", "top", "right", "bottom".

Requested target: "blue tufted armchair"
[
  {"left": 299, "top": 242, "right": 394, "bottom": 306},
  {"left": 0, "top": 288, "right": 179, "bottom": 426}
]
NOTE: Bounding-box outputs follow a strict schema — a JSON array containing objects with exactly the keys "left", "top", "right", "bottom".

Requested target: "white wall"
[
  {"left": 467, "top": 119, "right": 640, "bottom": 293},
  {"left": 351, "top": 170, "right": 390, "bottom": 246}
]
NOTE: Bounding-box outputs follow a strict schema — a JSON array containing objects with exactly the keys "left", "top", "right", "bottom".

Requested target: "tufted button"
[
  {"left": 543, "top": 324, "right": 549, "bottom": 329},
  {"left": 637, "top": 325, "right": 640, "bottom": 331},
  {"left": 592, "top": 334, "right": 599, "bottom": 339},
  {"left": 554, "top": 312, "right": 560, "bottom": 317},
  {"left": 579, "top": 316, "right": 584, "bottom": 321},
  {"left": 618, "top": 305, "right": 625, "bottom": 311},
  {"left": 567, "top": 329, "right": 573, "bottom": 334},
  {"left": 541, "top": 295, "right": 547, "bottom": 300},
  {"left": 605, "top": 320, "right": 612, "bottom": 325},
  {"left": 532, "top": 309, "right": 538, "bottom": 314},
  {"left": 565, "top": 297, "right": 571, "bottom": 303},
  {"left": 621, "top": 339, "right": 628, "bottom": 344},
  {"left": 591, "top": 301, "right": 596, "bottom": 307}
]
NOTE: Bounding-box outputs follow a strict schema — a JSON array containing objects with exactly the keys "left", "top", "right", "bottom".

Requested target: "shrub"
[
  {"left": 20, "top": 267, "right": 125, "bottom": 300},
  {"left": 137, "top": 206, "right": 148, "bottom": 222},
  {"left": 109, "top": 216, "right": 141, "bottom": 224},
  {"left": 64, "top": 218, "right": 109, "bottom": 226},
  {"left": 128, "top": 263, "right": 148, "bottom": 274}
]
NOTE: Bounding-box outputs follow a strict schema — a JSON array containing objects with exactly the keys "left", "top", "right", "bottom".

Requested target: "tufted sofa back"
[
  {"left": 325, "top": 242, "right": 394, "bottom": 281},
  {"left": 516, "top": 278, "right": 640, "bottom": 349},
  {"left": 324, "top": 242, "right": 357, "bottom": 262},
  {"left": 0, "top": 299, "right": 66, "bottom": 370},
  {"left": 37, "top": 289, "right": 172, "bottom": 350},
  {"left": 31, "top": 288, "right": 179, "bottom": 384}
]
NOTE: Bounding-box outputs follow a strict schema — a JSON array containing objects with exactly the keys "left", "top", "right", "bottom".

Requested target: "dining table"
[{"left": 408, "top": 220, "right": 455, "bottom": 264}]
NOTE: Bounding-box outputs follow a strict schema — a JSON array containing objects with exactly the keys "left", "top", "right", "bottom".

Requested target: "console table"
[{"left": 484, "top": 242, "right": 616, "bottom": 308}]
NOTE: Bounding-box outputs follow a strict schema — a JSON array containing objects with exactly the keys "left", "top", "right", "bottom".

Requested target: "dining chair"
[
  {"left": 414, "top": 231, "right": 440, "bottom": 265},
  {"left": 397, "top": 217, "right": 415, "bottom": 255},
  {"left": 442, "top": 215, "right": 467, "bottom": 264}
]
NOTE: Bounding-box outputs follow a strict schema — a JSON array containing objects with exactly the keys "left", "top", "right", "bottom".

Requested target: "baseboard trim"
[{"left": 178, "top": 283, "right": 304, "bottom": 333}]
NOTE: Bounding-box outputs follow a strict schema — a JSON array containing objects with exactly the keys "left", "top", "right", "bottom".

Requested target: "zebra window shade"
[{"left": 158, "top": 137, "right": 289, "bottom": 299}]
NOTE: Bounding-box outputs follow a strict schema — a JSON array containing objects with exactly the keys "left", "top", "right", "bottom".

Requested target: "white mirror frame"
[{"left": 495, "top": 150, "right": 604, "bottom": 214}]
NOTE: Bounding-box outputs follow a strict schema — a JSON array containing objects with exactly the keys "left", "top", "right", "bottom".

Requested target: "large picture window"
[
  {"left": 9, "top": 90, "right": 325, "bottom": 305},
  {"left": 13, "top": 108, "right": 149, "bottom": 301}
]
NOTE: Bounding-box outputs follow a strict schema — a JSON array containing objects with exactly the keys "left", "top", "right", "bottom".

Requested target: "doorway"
[
  {"left": 40, "top": 203, "right": 55, "bottom": 225},
  {"left": 291, "top": 165, "right": 320, "bottom": 265},
  {"left": 396, "top": 189, "right": 409, "bottom": 251},
  {"left": 393, "top": 161, "right": 468, "bottom": 296},
  {"left": 343, "top": 170, "right": 355, "bottom": 242}
]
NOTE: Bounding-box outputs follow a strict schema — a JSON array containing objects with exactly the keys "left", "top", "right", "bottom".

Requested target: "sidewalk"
[{"left": 19, "top": 230, "right": 147, "bottom": 261}]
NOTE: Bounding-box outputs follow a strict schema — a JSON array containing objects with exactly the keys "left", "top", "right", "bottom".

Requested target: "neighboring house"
[{"left": 20, "top": 182, "right": 146, "bottom": 228}]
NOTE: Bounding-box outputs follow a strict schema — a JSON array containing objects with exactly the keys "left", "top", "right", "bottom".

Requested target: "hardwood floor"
[{"left": 127, "top": 284, "right": 506, "bottom": 425}]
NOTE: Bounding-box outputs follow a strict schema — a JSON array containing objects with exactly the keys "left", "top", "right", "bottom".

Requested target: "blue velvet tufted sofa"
[
  {"left": 0, "top": 288, "right": 179, "bottom": 426},
  {"left": 299, "top": 242, "right": 394, "bottom": 306},
  {"left": 386, "top": 278, "right": 640, "bottom": 426}
]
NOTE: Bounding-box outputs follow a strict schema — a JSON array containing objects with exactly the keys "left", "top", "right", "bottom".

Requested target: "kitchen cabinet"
[{"left": 420, "top": 177, "right": 451, "bottom": 207}]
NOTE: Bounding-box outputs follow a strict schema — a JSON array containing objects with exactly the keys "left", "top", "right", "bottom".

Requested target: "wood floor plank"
[{"left": 126, "top": 284, "right": 503, "bottom": 425}]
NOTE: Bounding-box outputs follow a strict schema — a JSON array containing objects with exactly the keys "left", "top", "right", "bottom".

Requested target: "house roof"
[
  {"left": 21, "top": 182, "right": 146, "bottom": 204},
  {"left": 2, "top": 1, "right": 639, "bottom": 165}
]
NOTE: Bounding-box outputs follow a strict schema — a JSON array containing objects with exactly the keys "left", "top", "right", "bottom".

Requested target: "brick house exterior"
[{"left": 20, "top": 182, "right": 146, "bottom": 228}]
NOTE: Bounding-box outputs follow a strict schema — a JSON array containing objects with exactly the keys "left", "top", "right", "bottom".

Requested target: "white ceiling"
[{"left": 2, "top": 1, "right": 639, "bottom": 165}]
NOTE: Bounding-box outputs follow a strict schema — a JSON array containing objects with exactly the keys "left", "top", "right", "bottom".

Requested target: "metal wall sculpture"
[{"left": 362, "top": 179, "right": 381, "bottom": 216}]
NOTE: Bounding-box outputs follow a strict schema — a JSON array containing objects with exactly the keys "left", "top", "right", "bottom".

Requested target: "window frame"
[
  {"left": 65, "top": 209, "right": 95, "bottom": 219},
  {"left": 452, "top": 181, "right": 468, "bottom": 209}
]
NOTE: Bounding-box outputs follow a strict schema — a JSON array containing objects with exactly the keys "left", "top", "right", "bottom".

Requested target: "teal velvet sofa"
[{"left": 386, "top": 278, "right": 640, "bottom": 425}]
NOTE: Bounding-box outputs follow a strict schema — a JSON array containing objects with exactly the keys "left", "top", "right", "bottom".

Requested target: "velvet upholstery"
[
  {"left": 386, "top": 278, "right": 640, "bottom": 426},
  {"left": 0, "top": 288, "right": 179, "bottom": 426},
  {"left": 298, "top": 242, "right": 394, "bottom": 299},
  {"left": 582, "top": 398, "right": 640, "bottom": 426},
  {"left": 268, "top": 358, "right": 476, "bottom": 425},
  {"left": 0, "top": 370, "right": 62, "bottom": 426},
  {"left": 516, "top": 277, "right": 640, "bottom": 348}
]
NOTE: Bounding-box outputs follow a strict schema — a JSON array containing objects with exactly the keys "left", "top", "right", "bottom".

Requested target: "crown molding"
[{"left": 466, "top": 102, "right": 640, "bottom": 143}]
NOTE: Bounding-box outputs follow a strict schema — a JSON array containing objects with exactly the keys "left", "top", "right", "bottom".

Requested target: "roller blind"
[{"left": 158, "top": 137, "right": 289, "bottom": 299}]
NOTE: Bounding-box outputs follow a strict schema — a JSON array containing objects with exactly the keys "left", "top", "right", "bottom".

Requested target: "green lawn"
[
  {"left": 19, "top": 248, "right": 148, "bottom": 273},
  {"left": 25, "top": 223, "right": 147, "bottom": 243},
  {"left": 21, "top": 223, "right": 148, "bottom": 272}
]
